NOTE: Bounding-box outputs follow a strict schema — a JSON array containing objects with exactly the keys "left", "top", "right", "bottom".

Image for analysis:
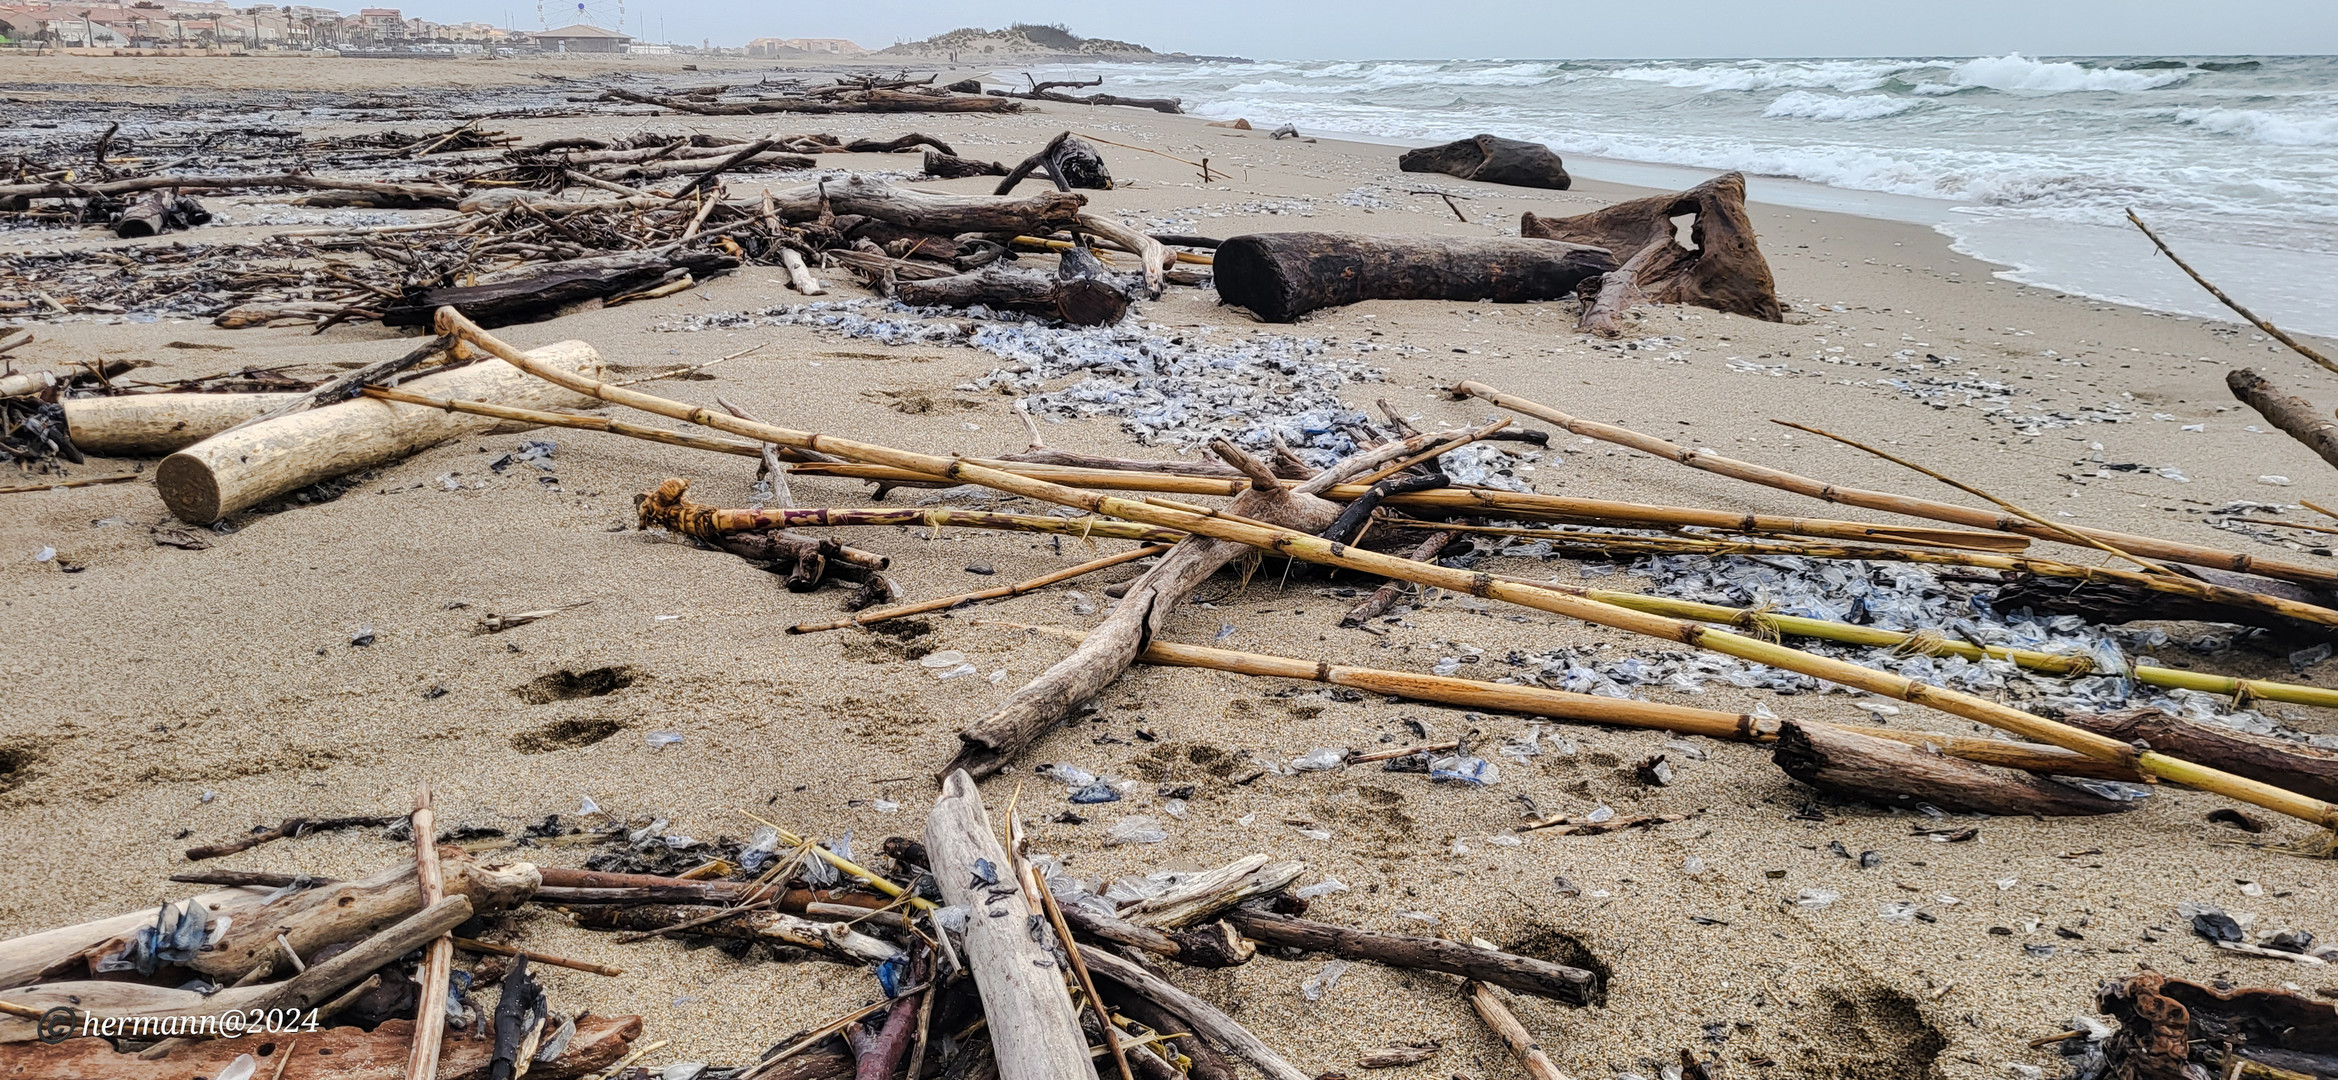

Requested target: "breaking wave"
[
  {"left": 1762, "top": 91, "right": 1918, "bottom": 122},
  {"left": 2174, "top": 107, "right": 2338, "bottom": 146},
  {"left": 1932, "top": 53, "right": 2194, "bottom": 95}
]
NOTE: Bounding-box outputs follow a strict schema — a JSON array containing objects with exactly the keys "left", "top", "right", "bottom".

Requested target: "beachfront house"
[{"left": 531, "top": 22, "right": 628, "bottom": 53}]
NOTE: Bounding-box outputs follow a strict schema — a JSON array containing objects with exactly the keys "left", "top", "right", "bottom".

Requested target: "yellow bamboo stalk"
[
  {"left": 1450, "top": 380, "right": 2338, "bottom": 590},
  {"left": 435, "top": 308, "right": 2338, "bottom": 829},
  {"left": 789, "top": 544, "right": 1172, "bottom": 634},
  {"left": 362, "top": 385, "right": 767, "bottom": 457},
  {"left": 638, "top": 500, "right": 1187, "bottom": 545}
]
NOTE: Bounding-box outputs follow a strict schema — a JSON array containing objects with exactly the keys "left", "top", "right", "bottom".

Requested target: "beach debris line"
[{"left": 1398, "top": 134, "right": 1573, "bottom": 190}]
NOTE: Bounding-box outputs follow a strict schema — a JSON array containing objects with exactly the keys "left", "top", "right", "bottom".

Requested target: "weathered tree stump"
[
  {"left": 1520, "top": 171, "right": 1781, "bottom": 327},
  {"left": 1399, "top": 135, "right": 1571, "bottom": 189}
]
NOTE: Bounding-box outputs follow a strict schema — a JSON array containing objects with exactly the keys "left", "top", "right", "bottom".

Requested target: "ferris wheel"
[{"left": 541, "top": 0, "right": 624, "bottom": 31}]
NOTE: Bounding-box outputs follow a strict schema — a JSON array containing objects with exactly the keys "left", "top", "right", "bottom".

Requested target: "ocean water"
[{"left": 1024, "top": 54, "right": 2338, "bottom": 335}]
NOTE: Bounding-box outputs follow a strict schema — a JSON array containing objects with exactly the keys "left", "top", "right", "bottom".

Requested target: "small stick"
[
  {"left": 1773, "top": 419, "right": 2176, "bottom": 577},
  {"left": 587, "top": 1037, "right": 671, "bottom": 1080},
  {"left": 1342, "top": 530, "right": 1455, "bottom": 627},
  {"left": 609, "top": 340, "right": 769, "bottom": 386},
  {"left": 1465, "top": 937, "right": 1573, "bottom": 1080},
  {"left": 268, "top": 1038, "right": 297, "bottom": 1080},
  {"left": 0, "top": 473, "right": 141, "bottom": 495},
  {"left": 2302, "top": 499, "right": 2338, "bottom": 523},
  {"left": 214, "top": 335, "right": 449, "bottom": 438},
  {"left": 739, "top": 1002, "right": 888, "bottom": 1079},
  {"left": 718, "top": 396, "right": 794, "bottom": 508},
  {"left": 2127, "top": 208, "right": 2336, "bottom": 375},
  {"left": 451, "top": 936, "right": 626, "bottom": 976},
  {"left": 609, "top": 898, "right": 772, "bottom": 943},
  {"left": 185, "top": 813, "right": 400, "bottom": 860},
  {"left": 789, "top": 544, "right": 1171, "bottom": 634},
  {"left": 780, "top": 247, "right": 827, "bottom": 295},
  {"left": 405, "top": 783, "right": 453, "bottom": 1080},
  {"left": 1348, "top": 741, "right": 1460, "bottom": 764},
  {"left": 1036, "top": 862, "right": 1136, "bottom": 1080}
]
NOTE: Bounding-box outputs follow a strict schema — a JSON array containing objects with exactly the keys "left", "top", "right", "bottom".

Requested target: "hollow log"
[
  {"left": 155, "top": 340, "right": 602, "bottom": 524},
  {"left": 895, "top": 246, "right": 1133, "bottom": 327},
  {"left": 925, "top": 769, "right": 1094, "bottom": 1080},
  {"left": 1520, "top": 171, "right": 1781, "bottom": 324},
  {"left": 6, "top": 1014, "right": 641, "bottom": 1079},
  {"left": 1398, "top": 135, "right": 1571, "bottom": 190},
  {"left": 568, "top": 905, "right": 900, "bottom": 963},
  {"left": 1219, "top": 907, "right": 1599, "bottom": 1005},
  {"left": 925, "top": 151, "right": 1010, "bottom": 179},
  {"left": 1772, "top": 721, "right": 2130, "bottom": 816},
  {"left": 1213, "top": 233, "right": 1615, "bottom": 322},
  {"left": 2228, "top": 367, "right": 2338, "bottom": 472},
  {"left": 0, "top": 895, "right": 473, "bottom": 1042},
  {"left": 61, "top": 392, "right": 305, "bottom": 456},
  {"left": 381, "top": 249, "right": 739, "bottom": 327},
  {"left": 1078, "top": 949, "right": 1312, "bottom": 1080},
  {"left": 2060, "top": 707, "right": 2338, "bottom": 804}
]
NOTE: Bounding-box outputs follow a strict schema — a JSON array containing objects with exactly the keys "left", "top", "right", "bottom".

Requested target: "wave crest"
[
  {"left": 1763, "top": 91, "right": 1917, "bottom": 122},
  {"left": 2175, "top": 107, "right": 2338, "bottom": 146},
  {"left": 1943, "top": 53, "right": 2192, "bottom": 94}
]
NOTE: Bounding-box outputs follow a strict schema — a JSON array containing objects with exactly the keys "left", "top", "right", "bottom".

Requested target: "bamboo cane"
[
  {"left": 790, "top": 544, "right": 1173, "bottom": 634},
  {"left": 1449, "top": 381, "right": 2338, "bottom": 590},
  {"left": 633, "top": 497, "right": 1187, "bottom": 545},
  {"left": 979, "top": 622, "right": 2138, "bottom": 780},
  {"left": 780, "top": 461, "right": 2031, "bottom": 553},
  {"left": 362, "top": 385, "right": 768, "bottom": 457},
  {"left": 435, "top": 308, "right": 2338, "bottom": 829}
]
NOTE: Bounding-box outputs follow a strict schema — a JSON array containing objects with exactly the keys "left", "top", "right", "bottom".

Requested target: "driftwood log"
[
  {"left": 191, "top": 850, "right": 535, "bottom": 980},
  {"left": 569, "top": 905, "right": 900, "bottom": 963},
  {"left": 925, "top": 150, "right": 1010, "bottom": 179},
  {"left": 155, "top": 340, "right": 602, "bottom": 523},
  {"left": 1398, "top": 135, "right": 1571, "bottom": 189},
  {"left": 1116, "top": 855, "right": 1305, "bottom": 930},
  {"left": 603, "top": 88, "right": 1024, "bottom": 115},
  {"left": 3, "top": 1015, "right": 640, "bottom": 1080},
  {"left": 0, "top": 889, "right": 263, "bottom": 991},
  {"left": 1220, "top": 906, "right": 1600, "bottom": 1004},
  {"left": 991, "top": 83, "right": 1183, "bottom": 114},
  {"left": 382, "top": 248, "right": 739, "bottom": 327},
  {"left": 2060, "top": 707, "right": 2338, "bottom": 803},
  {"left": 925, "top": 769, "right": 1093, "bottom": 1080},
  {"left": 2096, "top": 972, "right": 2338, "bottom": 1080},
  {"left": 0, "top": 895, "right": 473, "bottom": 1042},
  {"left": 1520, "top": 171, "right": 1781, "bottom": 328},
  {"left": 1213, "top": 233, "right": 1615, "bottom": 322},
  {"left": 2228, "top": 367, "right": 2338, "bottom": 472},
  {"left": 945, "top": 436, "right": 1442, "bottom": 778},
  {"left": 997, "top": 132, "right": 1113, "bottom": 195},
  {"left": 0, "top": 172, "right": 465, "bottom": 209},
  {"left": 768, "top": 176, "right": 1088, "bottom": 235},
  {"left": 62, "top": 391, "right": 305, "bottom": 456},
  {"left": 896, "top": 242, "right": 1133, "bottom": 326},
  {"left": 1054, "top": 903, "right": 1253, "bottom": 968},
  {"left": 110, "top": 190, "right": 211, "bottom": 238},
  {"left": 1772, "top": 721, "right": 2129, "bottom": 816}
]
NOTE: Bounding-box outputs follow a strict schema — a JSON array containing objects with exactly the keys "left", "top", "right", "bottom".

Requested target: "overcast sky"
[{"left": 449, "top": 0, "right": 2338, "bottom": 56}]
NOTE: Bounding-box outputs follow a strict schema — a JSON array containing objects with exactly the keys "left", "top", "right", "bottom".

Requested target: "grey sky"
[{"left": 435, "top": 0, "right": 2338, "bottom": 56}]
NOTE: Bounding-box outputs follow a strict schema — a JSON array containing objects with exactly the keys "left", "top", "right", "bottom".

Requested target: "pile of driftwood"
[
  {"left": 602, "top": 74, "right": 1025, "bottom": 117},
  {"left": 2, "top": 773, "right": 1604, "bottom": 1080}
]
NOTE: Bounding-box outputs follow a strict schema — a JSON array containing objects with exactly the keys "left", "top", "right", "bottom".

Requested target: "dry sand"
[{"left": 4, "top": 53, "right": 2337, "bottom": 1080}]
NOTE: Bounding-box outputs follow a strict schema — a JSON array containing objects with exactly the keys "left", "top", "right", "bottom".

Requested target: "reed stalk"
[
  {"left": 1449, "top": 380, "right": 2338, "bottom": 590},
  {"left": 789, "top": 544, "right": 1172, "bottom": 634},
  {"left": 437, "top": 307, "right": 2338, "bottom": 829},
  {"left": 635, "top": 497, "right": 1187, "bottom": 545}
]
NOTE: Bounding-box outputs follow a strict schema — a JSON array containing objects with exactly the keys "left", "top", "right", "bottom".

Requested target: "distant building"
[
  {"left": 746, "top": 35, "right": 863, "bottom": 57},
  {"left": 531, "top": 21, "right": 627, "bottom": 52}
]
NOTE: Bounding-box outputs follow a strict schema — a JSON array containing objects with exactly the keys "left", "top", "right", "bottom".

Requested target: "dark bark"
[
  {"left": 1093, "top": 973, "right": 1239, "bottom": 1080},
  {"left": 1054, "top": 902, "right": 1254, "bottom": 968},
  {"left": 185, "top": 814, "right": 401, "bottom": 860},
  {"left": 1520, "top": 171, "right": 1782, "bottom": 325},
  {"left": 2097, "top": 972, "right": 2338, "bottom": 1080},
  {"left": 2060, "top": 707, "right": 2338, "bottom": 804},
  {"left": 1989, "top": 572, "right": 2329, "bottom": 638},
  {"left": 996, "top": 131, "right": 1112, "bottom": 195},
  {"left": 1320, "top": 471, "right": 1450, "bottom": 545},
  {"left": 2229, "top": 367, "right": 2338, "bottom": 473},
  {"left": 845, "top": 133, "right": 959, "bottom": 155},
  {"left": 1399, "top": 135, "right": 1571, "bottom": 189},
  {"left": 924, "top": 151, "right": 1010, "bottom": 179},
  {"left": 1213, "top": 232, "right": 1615, "bottom": 322},
  {"left": 1772, "top": 721, "right": 2130, "bottom": 816},
  {"left": 487, "top": 956, "right": 546, "bottom": 1080},
  {"left": 1220, "top": 906, "right": 1601, "bottom": 1005},
  {"left": 895, "top": 244, "right": 1133, "bottom": 327},
  {"left": 381, "top": 249, "right": 737, "bottom": 328},
  {"left": 110, "top": 190, "right": 210, "bottom": 237}
]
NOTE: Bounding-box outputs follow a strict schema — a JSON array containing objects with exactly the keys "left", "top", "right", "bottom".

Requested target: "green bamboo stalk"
[{"left": 436, "top": 308, "right": 2338, "bottom": 830}]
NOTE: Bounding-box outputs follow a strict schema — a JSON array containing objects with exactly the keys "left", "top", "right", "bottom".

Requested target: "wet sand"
[{"left": 3, "top": 53, "right": 2336, "bottom": 1080}]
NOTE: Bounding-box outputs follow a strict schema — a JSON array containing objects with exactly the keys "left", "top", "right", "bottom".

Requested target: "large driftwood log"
[
  {"left": 2060, "top": 707, "right": 2338, "bottom": 804},
  {"left": 997, "top": 132, "right": 1113, "bottom": 195},
  {"left": 156, "top": 340, "right": 602, "bottom": 523},
  {"left": 925, "top": 150, "right": 1010, "bottom": 179},
  {"left": 1080, "top": 948, "right": 1312, "bottom": 1080},
  {"left": 925, "top": 769, "right": 1093, "bottom": 1080},
  {"left": 381, "top": 248, "right": 739, "bottom": 327},
  {"left": 1520, "top": 171, "right": 1781, "bottom": 327},
  {"left": 1398, "top": 135, "right": 1571, "bottom": 189},
  {"left": 191, "top": 851, "right": 536, "bottom": 980},
  {"left": 1213, "top": 233, "right": 1615, "bottom": 322},
  {"left": 895, "top": 243, "right": 1133, "bottom": 327},
  {"left": 0, "top": 895, "right": 473, "bottom": 1042},
  {"left": 62, "top": 392, "right": 305, "bottom": 456},
  {"left": 1220, "top": 907, "right": 1600, "bottom": 1004},
  {"left": 767, "top": 176, "right": 1088, "bottom": 235},
  {"left": 0, "top": 889, "right": 264, "bottom": 991},
  {"left": 2228, "top": 367, "right": 2338, "bottom": 472},
  {"left": 1117, "top": 855, "right": 1305, "bottom": 930},
  {"left": 1772, "top": 721, "right": 2130, "bottom": 816},
  {"left": 6, "top": 1015, "right": 638, "bottom": 1079},
  {"left": 0, "top": 172, "right": 465, "bottom": 209},
  {"left": 945, "top": 436, "right": 1442, "bottom": 778}
]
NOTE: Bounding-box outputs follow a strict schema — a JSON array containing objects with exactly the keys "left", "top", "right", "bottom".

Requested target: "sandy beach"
[{"left": 3, "top": 52, "right": 2336, "bottom": 1080}]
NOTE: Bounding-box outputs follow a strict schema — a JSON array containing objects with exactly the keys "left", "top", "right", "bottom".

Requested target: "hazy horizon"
[{"left": 418, "top": 0, "right": 2337, "bottom": 57}]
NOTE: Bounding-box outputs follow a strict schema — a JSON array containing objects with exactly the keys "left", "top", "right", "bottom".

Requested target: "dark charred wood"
[
  {"left": 1093, "top": 972, "right": 1239, "bottom": 1080},
  {"left": 895, "top": 243, "right": 1133, "bottom": 326},
  {"left": 996, "top": 131, "right": 1112, "bottom": 195},
  {"left": 924, "top": 151, "right": 1011, "bottom": 179},
  {"left": 1399, "top": 135, "right": 1571, "bottom": 189},
  {"left": 381, "top": 249, "right": 738, "bottom": 328},
  {"left": 2097, "top": 972, "right": 2338, "bottom": 1080},
  {"left": 1054, "top": 901, "right": 1254, "bottom": 968},
  {"left": 1220, "top": 905, "right": 1600, "bottom": 1004},
  {"left": 186, "top": 814, "right": 402, "bottom": 860},
  {"left": 1151, "top": 234, "right": 1222, "bottom": 249},
  {"left": 1320, "top": 471, "right": 1450, "bottom": 545},
  {"left": 1520, "top": 171, "right": 1781, "bottom": 325},
  {"left": 1342, "top": 530, "right": 1460, "bottom": 627},
  {"left": 2061, "top": 707, "right": 2338, "bottom": 804},
  {"left": 487, "top": 956, "right": 546, "bottom": 1080},
  {"left": 1773, "top": 721, "right": 2130, "bottom": 816},
  {"left": 1213, "top": 232, "right": 1615, "bottom": 322}
]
